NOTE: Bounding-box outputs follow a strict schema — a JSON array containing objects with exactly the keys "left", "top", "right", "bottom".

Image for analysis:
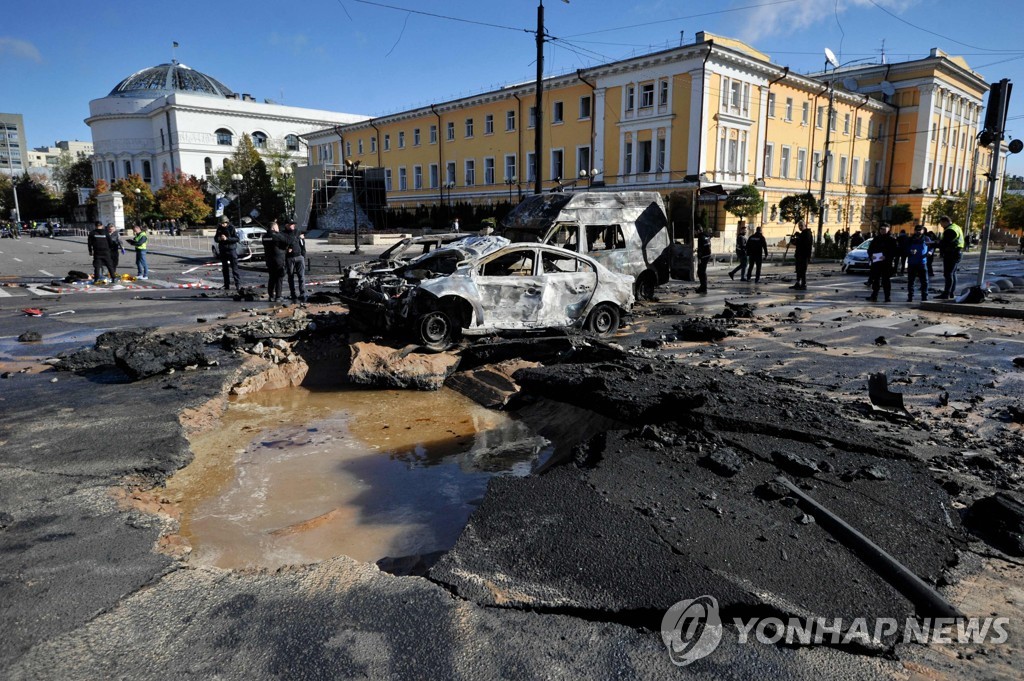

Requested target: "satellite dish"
[
  {"left": 824, "top": 47, "right": 839, "bottom": 68},
  {"left": 843, "top": 77, "right": 860, "bottom": 92},
  {"left": 880, "top": 81, "right": 896, "bottom": 97}
]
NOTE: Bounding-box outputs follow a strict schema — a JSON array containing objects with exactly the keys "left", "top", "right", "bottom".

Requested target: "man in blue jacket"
[{"left": 905, "top": 224, "right": 929, "bottom": 302}]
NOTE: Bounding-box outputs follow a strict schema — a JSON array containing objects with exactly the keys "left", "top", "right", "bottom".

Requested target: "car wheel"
[
  {"left": 416, "top": 310, "right": 455, "bottom": 351},
  {"left": 635, "top": 272, "right": 657, "bottom": 301},
  {"left": 585, "top": 303, "right": 620, "bottom": 337}
]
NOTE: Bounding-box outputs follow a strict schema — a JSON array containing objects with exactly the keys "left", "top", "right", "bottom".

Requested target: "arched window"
[
  {"left": 285, "top": 134, "right": 299, "bottom": 152},
  {"left": 108, "top": 161, "right": 116, "bottom": 180},
  {"left": 142, "top": 160, "right": 152, "bottom": 183},
  {"left": 204, "top": 157, "right": 213, "bottom": 176},
  {"left": 216, "top": 128, "right": 233, "bottom": 145},
  {"left": 124, "top": 160, "right": 132, "bottom": 176},
  {"left": 252, "top": 131, "right": 268, "bottom": 149}
]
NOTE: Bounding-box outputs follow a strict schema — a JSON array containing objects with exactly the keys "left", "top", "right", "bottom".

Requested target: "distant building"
[
  {"left": 86, "top": 61, "right": 367, "bottom": 191},
  {"left": 0, "top": 113, "right": 28, "bottom": 177}
]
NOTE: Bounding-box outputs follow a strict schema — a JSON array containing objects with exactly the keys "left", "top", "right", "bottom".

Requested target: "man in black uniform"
[
  {"left": 283, "top": 220, "right": 307, "bottom": 303},
  {"left": 745, "top": 225, "right": 769, "bottom": 283},
  {"left": 214, "top": 216, "right": 242, "bottom": 291},
  {"left": 791, "top": 221, "right": 813, "bottom": 290},
  {"left": 261, "top": 221, "right": 290, "bottom": 302},
  {"left": 694, "top": 227, "right": 712, "bottom": 293},
  {"left": 87, "top": 221, "right": 115, "bottom": 281},
  {"left": 867, "top": 223, "right": 898, "bottom": 302}
]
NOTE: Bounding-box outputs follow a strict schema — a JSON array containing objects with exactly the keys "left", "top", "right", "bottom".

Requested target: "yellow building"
[{"left": 302, "top": 31, "right": 1001, "bottom": 241}]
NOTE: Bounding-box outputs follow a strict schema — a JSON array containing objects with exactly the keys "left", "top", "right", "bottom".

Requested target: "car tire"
[
  {"left": 585, "top": 303, "right": 620, "bottom": 337},
  {"left": 416, "top": 310, "right": 455, "bottom": 352},
  {"left": 635, "top": 272, "right": 657, "bottom": 301}
]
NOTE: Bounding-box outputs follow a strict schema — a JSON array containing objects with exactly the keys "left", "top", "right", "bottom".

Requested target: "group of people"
[
  {"left": 87, "top": 221, "right": 149, "bottom": 281},
  {"left": 214, "top": 216, "right": 308, "bottom": 303}
]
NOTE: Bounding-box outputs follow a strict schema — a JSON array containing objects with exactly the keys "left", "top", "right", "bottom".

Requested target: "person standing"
[
  {"left": 850, "top": 230, "right": 864, "bottom": 249},
  {"left": 128, "top": 223, "right": 149, "bottom": 279},
  {"left": 745, "top": 225, "right": 769, "bottom": 283},
  {"left": 452, "top": 217, "right": 460, "bottom": 233},
  {"left": 87, "top": 221, "right": 115, "bottom": 281},
  {"left": 906, "top": 224, "right": 930, "bottom": 302},
  {"left": 261, "top": 221, "right": 289, "bottom": 302},
  {"left": 107, "top": 224, "right": 125, "bottom": 278},
  {"left": 924, "top": 229, "right": 937, "bottom": 277},
  {"left": 791, "top": 221, "right": 813, "bottom": 290},
  {"left": 937, "top": 215, "right": 964, "bottom": 299},
  {"left": 694, "top": 227, "right": 712, "bottom": 293},
  {"left": 215, "top": 216, "right": 242, "bottom": 291},
  {"left": 283, "top": 220, "right": 307, "bottom": 303},
  {"left": 867, "top": 223, "right": 898, "bottom": 302},
  {"left": 728, "top": 226, "right": 748, "bottom": 281}
]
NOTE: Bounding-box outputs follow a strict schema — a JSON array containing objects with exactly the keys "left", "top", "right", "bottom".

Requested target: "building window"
[
  {"left": 413, "top": 128, "right": 421, "bottom": 146},
  {"left": 656, "top": 138, "right": 666, "bottom": 172},
  {"left": 526, "top": 152, "right": 536, "bottom": 182},
  {"left": 384, "top": 134, "right": 391, "bottom": 151},
  {"left": 640, "top": 84, "right": 654, "bottom": 109},
  {"left": 465, "top": 118, "right": 474, "bottom": 138},
  {"left": 385, "top": 168, "right": 392, "bottom": 191},
  {"left": 398, "top": 167, "right": 407, "bottom": 191},
  {"left": 551, "top": 149, "right": 564, "bottom": 180},
  {"left": 252, "top": 131, "right": 267, "bottom": 148},
  {"left": 398, "top": 131, "right": 405, "bottom": 149},
  {"left": 484, "top": 157, "right": 495, "bottom": 185},
  {"left": 345, "top": 141, "right": 351, "bottom": 157},
  {"left": 109, "top": 161, "right": 115, "bottom": 179},
  {"left": 414, "top": 165, "right": 422, "bottom": 190},
  {"left": 485, "top": 114, "right": 494, "bottom": 135},
  {"left": 505, "top": 154, "right": 517, "bottom": 181},
  {"left": 856, "top": 117, "right": 863, "bottom": 138},
  {"left": 626, "top": 85, "right": 635, "bottom": 111},
  {"left": 864, "top": 160, "right": 872, "bottom": 186},
  {"left": 624, "top": 142, "right": 633, "bottom": 176},
  {"left": 829, "top": 109, "right": 837, "bottom": 131},
  {"left": 216, "top": 128, "right": 233, "bottom": 145},
  {"left": 780, "top": 146, "right": 791, "bottom": 179},
  {"left": 816, "top": 106, "right": 824, "bottom": 128},
  {"left": 579, "top": 96, "right": 592, "bottom": 120},
  {"left": 801, "top": 102, "right": 809, "bottom": 126},
  {"left": 447, "top": 122, "right": 455, "bottom": 141},
  {"left": 767, "top": 92, "right": 776, "bottom": 118},
  {"left": 851, "top": 158, "right": 860, "bottom": 185},
  {"left": 659, "top": 81, "right": 669, "bottom": 106},
  {"left": 529, "top": 107, "right": 537, "bottom": 128},
  {"left": 797, "top": 148, "right": 806, "bottom": 180},
  {"left": 785, "top": 97, "right": 793, "bottom": 121},
  {"left": 358, "top": 139, "right": 364, "bottom": 154},
  {"left": 826, "top": 153, "right": 835, "bottom": 183},
  {"left": 839, "top": 155, "right": 848, "bottom": 183},
  {"left": 720, "top": 77, "right": 750, "bottom": 117},
  {"left": 553, "top": 101, "right": 564, "bottom": 123},
  {"left": 143, "top": 160, "right": 152, "bottom": 183},
  {"left": 577, "top": 147, "right": 591, "bottom": 177},
  {"left": 465, "top": 159, "right": 475, "bottom": 186},
  {"left": 843, "top": 114, "right": 850, "bottom": 135},
  {"left": 637, "top": 141, "right": 652, "bottom": 173},
  {"left": 370, "top": 136, "right": 377, "bottom": 153},
  {"left": 764, "top": 143, "right": 774, "bottom": 178},
  {"left": 430, "top": 125, "right": 437, "bottom": 144},
  {"left": 204, "top": 157, "right": 212, "bottom": 176},
  {"left": 874, "top": 161, "right": 882, "bottom": 187},
  {"left": 812, "top": 151, "right": 822, "bottom": 182},
  {"left": 446, "top": 161, "right": 456, "bottom": 185},
  {"left": 286, "top": 134, "right": 299, "bottom": 151},
  {"left": 124, "top": 160, "right": 132, "bottom": 176},
  {"left": 506, "top": 109, "right": 516, "bottom": 131},
  {"left": 429, "top": 163, "right": 439, "bottom": 189}
]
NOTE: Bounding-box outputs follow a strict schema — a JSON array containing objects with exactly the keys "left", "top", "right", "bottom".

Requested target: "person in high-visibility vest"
[
  {"left": 129, "top": 223, "right": 149, "bottom": 279},
  {"left": 937, "top": 216, "right": 964, "bottom": 299}
]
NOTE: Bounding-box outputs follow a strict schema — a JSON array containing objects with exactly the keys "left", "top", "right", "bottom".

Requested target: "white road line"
[
  {"left": 39, "top": 270, "right": 54, "bottom": 277},
  {"left": 12, "top": 257, "right": 22, "bottom": 262},
  {"left": 62, "top": 249, "right": 72, "bottom": 253}
]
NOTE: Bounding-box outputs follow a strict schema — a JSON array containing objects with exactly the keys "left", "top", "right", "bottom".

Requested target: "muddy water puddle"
[{"left": 168, "top": 386, "right": 551, "bottom": 569}]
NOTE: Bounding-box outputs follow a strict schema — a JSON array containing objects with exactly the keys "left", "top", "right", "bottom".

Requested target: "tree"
[
  {"left": 9, "top": 173, "right": 58, "bottom": 221},
  {"left": 156, "top": 171, "right": 210, "bottom": 225},
  {"left": 878, "top": 203, "right": 914, "bottom": 226},
  {"left": 112, "top": 174, "right": 156, "bottom": 223},
  {"left": 0, "top": 173, "right": 12, "bottom": 219},
  {"left": 59, "top": 158, "right": 94, "bottom": 221},
  {"left": 997, "top": 193, "right": 1024, "bottom": 233},
  {"left": 723, "top": 184, "right": 764, "bottom": 225},
  {"left": 209, "top": 133, "right": 281, "bottom": 224},
  {"left": 51, "top": 150, "right": 77, "bottom": 193},
  {"left": 778, "top": 192, "right": 818, "bottom": 226}
]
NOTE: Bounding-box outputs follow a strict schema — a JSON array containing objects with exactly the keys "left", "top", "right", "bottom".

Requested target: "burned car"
[
  {"left": 341, "top": 232, "right": 469, "bottom": 293},
  {"left": 342, "top": 235, "right": 635, "bottom": 350}
]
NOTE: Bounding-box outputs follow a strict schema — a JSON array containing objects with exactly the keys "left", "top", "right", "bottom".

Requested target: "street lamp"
[
  {"left": 579, "top": 168, "right": 600, "bottom": 190},
  {"left": 504, "top": 176, "right": 517, "bottom": 203},
  {"left": 274, "top": 165, "right": 294, "bottom": 218},
  {"left": 230, "top": 173, "right": 243, "bottom": 226},
  {"left": 345, "top": 159, "right": 362, "bottom": 255}
]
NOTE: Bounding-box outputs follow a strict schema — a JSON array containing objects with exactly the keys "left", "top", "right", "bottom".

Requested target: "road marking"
[
  {"left": 39, "top": 270, "right": 54, "bottom": 277},
  {"left": 0, "top": 288, "right": 10, "bottom": 297},
  {"left": 12, "top": 257, "right": 22, "bottom": 262},
  {"left": 62, "top": 249, "right": 72, "bottom": 253}
]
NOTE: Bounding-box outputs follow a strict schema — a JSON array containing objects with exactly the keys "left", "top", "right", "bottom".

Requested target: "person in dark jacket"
[
  {"left": 906, "top": 224, "right": 930, "bottom": 302},
  {"left": 283, "top": 220, "right": 307, "bottom": 303},
  {"left": 214, "top": 216, "right": 242, "bottom": 291},
  {"left": 937, "top": 215, "right": 964, "bottom": 299},
  {"left": 261, "top": 221, "right": 290, "bottom": 302},
  {"left": 894, "top": 229, "right": 909, "bottom": 275},
  {"left": 791, "top": 221, "right": 813, "bottom": 290},
  {"left": 695, "top": 227, "right": 712, "bottom": 293},
  {"left": 924, "top": 229, "right": 937, "bottom": 277},
  {"left": 728, "top": 226, "right": 748, "bottom": 281},
  {"left": 745, "top": 225, "right": 769, "bottom": 283},
  {"left": 850, "top": 230, "right": 864, "bottom": 249},
  {"left": 87, "top": 221, "right": 115, "bottom": 281},
  {"left": 867, "top": 223, "right": 898, "bottom": 302}
]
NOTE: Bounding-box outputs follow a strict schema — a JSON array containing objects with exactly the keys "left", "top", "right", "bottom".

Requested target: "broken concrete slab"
[
  {"left": 346, "top": 342, "right": 460, "bottom": 391},
  {"left": 445, "top": 359, "right": 540, "bottom": 409}
]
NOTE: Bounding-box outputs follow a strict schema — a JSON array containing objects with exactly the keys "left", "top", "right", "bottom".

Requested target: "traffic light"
[{"left": 982, "top": 79, "right": 1012, "bottom": 137}]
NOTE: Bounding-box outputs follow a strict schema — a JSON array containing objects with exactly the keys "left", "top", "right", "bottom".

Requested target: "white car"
[
  {"left": 841, "top": 238, "right": 873, "bottom": 274},
  {"left": 342, "top": 237, "right": 635, "bottom": 350}
]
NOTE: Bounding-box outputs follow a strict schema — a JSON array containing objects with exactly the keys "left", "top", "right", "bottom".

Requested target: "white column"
[
  {"left": 593, "top": 87, "right": 606, "bottom": 182},
  {"left": 687, "top": 67, "right": 708, "bottom": 176}
]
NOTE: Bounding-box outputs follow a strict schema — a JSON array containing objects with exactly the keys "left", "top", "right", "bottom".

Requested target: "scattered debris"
[
  {"left": 446, "top": 359, "right": 540, "bottom": 408},
  {"left": 1013, "top": 357, "right": 1024, "bottom": 369},
  {"left": 964, "top": 493, "right": 1024, "bottom": 557},
  {"left": 17, "top": 331, "right": 42, "bottom": 343},
  {"left": 346, "top": 341, "right": 461, "bottom": 391},
  {"left": 874, "top": 336, "right": 888, "bottom": 345},
  {"left": 21, "top": 308, "right": 43, "bottom": 317},
  {"left": 672, "top": 318, "right": 732, "bottom": 342},
  {"left": 700, "top": 447, "right": 745, "bottom": 477},
  {"left": 868, "top": 372, "right": 907, "bottom": 413},
  {"left": 796, "top": 338, "right": 829, "bottom": 349}
]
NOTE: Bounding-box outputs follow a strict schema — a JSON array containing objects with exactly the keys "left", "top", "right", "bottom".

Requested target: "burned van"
[{"left": 501, "top": 191, "right": 671, "bottom": 300}]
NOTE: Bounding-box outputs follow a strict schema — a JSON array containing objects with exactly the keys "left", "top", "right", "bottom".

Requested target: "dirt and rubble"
[{"left": 2, "top": 287, "right": 1023, "bottom": 679}]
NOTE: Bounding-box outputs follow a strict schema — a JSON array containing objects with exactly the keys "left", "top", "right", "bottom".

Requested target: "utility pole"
[
  {"left": 534, "top": 1, "right": 544, "bottom": 195},
  {"left": 817, "top": 52, "right": 838, "bottom": 245},
  {"left": 973, "top": 79, "right": 1012, "bottom": 293}
]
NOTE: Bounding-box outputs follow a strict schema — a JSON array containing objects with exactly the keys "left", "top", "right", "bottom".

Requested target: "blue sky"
[{"left": 3, "top": 0, "right": 1022, "bottom": 175}]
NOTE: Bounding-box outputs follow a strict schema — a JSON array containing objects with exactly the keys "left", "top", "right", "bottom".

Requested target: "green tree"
[
  {"left": 59, "top": 158, "right": 94, "bottom": 221},
  {"left": 997, "top": 193, "right": 1024, "bottom": 233},
  {"left": 209, "top": 133, "right": 281, "bottom": 223},
  {"left": 0, "top": 173, "right": 12, "bottom": 219},
  {"left": 878, "top": 203, "right": 914, "bottom": 226},
  {"left": 112, "top": 174, "right": 156, "bottom": 223},
  {"left": 7, "top": 173, "right": 58, "bottom": 221},
  {"left": 778, "top": 192, "right": 818, "bottom": 226},
  {"left": 723, "top": 184, "right": 764, "bottom": 225},
  {"left": 51, "top": 150, "right": 77, "bottom": 193},
  {"left": 156, "top": 171, "right": 210, "bottom": 226}
]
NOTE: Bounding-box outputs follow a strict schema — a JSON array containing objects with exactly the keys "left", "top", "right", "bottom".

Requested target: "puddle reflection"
[{"left": 169, "top": 386, "right": 550, "bottom": 569}]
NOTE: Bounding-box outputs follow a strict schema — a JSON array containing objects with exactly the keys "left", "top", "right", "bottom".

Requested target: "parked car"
[
  {"left": 500, "top": 191, "right": 672, "bottom": 300},
  {"left": 211, "top": 225, "right": 265, "bottom": 261},
  {"left": 841, "top": 238, "right": 873, "bottom": 274},
  {"left": 341, "top": 236, "right": 635, "bottom": 351}
]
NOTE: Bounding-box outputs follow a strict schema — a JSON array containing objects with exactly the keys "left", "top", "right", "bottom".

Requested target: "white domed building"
[{"left": 86, "top": 61, "right": 366, "bottom": 190}]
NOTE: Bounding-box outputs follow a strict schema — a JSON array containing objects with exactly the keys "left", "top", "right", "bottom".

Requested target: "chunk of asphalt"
[{"left": 700, "top": 447, "right": 745, "bottom": 477}]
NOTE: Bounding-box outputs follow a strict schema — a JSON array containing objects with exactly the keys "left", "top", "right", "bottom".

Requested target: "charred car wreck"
[{"left": 341, "top": 235, "right": 635, "bottom": 350}]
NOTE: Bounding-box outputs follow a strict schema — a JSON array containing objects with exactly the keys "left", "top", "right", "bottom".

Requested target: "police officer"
[
  {"left": 937, "top": 215, "right": 964, "bottom": 299},
  {"left": 791, "top": 221, "right": 813, "bottom": 290},
  {"left": 745, "top": 225, "right": 769, "bottom": 283},
  {"left": 283, "top": 220, "right": 307, "bottom": 303},
  {"left": 87, "top": 221, "right": 115, "bottom": 281},
  {"left": 728, "top": 226, "right": 748, "bottom": 281},
  {"left": 867, "top": 223, "right": 898, "bottom": 302},
  {"left": 695, "top": 227, "right": 712, "bottom": 293},
  {"left": 261, "top": 221, "right": 290, "bottom": 302},
  {"left": 215, "top": 216, "right": 242, "bottom": 291},
  {"left": 906, "top": 224, "right": 930, "bottom": 302}
]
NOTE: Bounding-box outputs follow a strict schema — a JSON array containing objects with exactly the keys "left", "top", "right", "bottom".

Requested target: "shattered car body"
[
  {"left": 341, "top": 233, "right": 469, "bottom": 292},
  {"left": 342, "top": 235, "right": 635, "bottom": 350},
  {"left": 500, "top": 191, "right": 671, "bottom": 300}
]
